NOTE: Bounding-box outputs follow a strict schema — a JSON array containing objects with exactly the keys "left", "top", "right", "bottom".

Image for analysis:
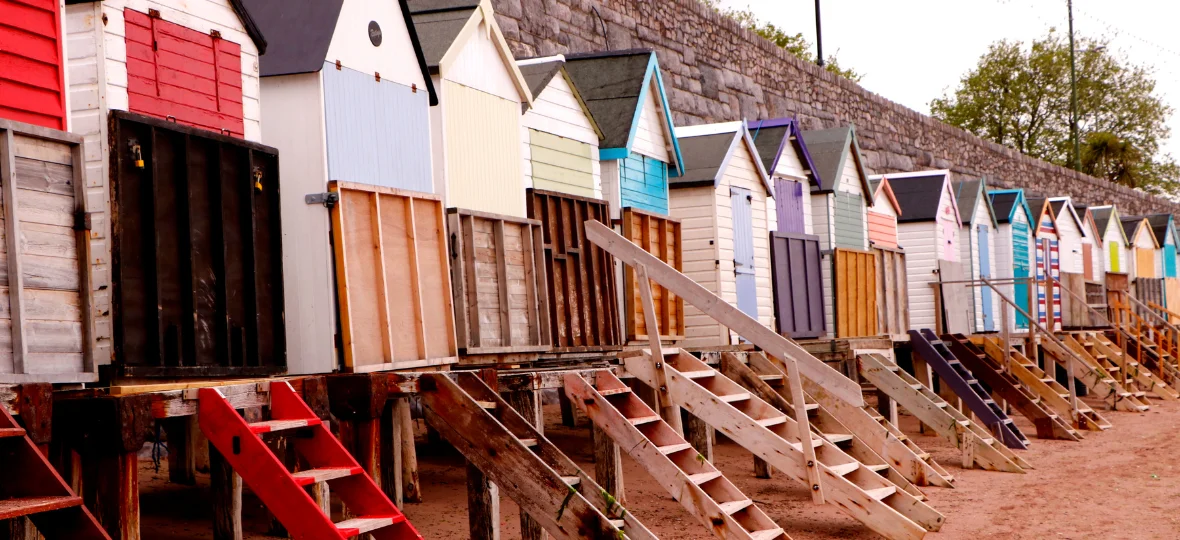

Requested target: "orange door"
[{"left": 1082, "top": 243, "right": 1093, "bottom": 280}]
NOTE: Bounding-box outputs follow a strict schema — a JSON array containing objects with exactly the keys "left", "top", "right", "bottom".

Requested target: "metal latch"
[{"left": 305, "top": 192, "right": 339, "bottom": 208}]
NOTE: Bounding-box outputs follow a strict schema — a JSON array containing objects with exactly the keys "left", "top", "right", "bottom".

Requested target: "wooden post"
[
  {"left": 210, "top": 443, "right": 243, "bottom": 540},
  {"left": 753, "top": 457, "right": 773, "bottom": 479},
  {"left": 558, "top": 391, "right": 576, "bottom": 428},
  {"left": 504, "top": 390, "right": 545, "bottom": 540},
  {"left": 591, "top": 425, "right": 624, "bottom": 505},
  {"left": 636, "top": 264, "right": 682, "bottom": 435},
  {"left": 395, "top": 398, "right": 421, "bottom": 503},
  {"left": 162, "top": 416, "right": 196, "bottom": 485},
  {"left": 466, "top": 463, "right": 500, "bottom": 540},
  {"left": 380, "top": 401, "right": 404, "bottom": 507},
  {"left": 308, "top": 482, "right": 330, "bottom": 514},
  {"left": 0, "top": 518, "right": 38, "bottom": 540},
  {"left": 355, "top": 416, "right": 382, "bottom": 495},
  {"left": 681, "top": 411, "right": 713, "bottom": 463},
  {"left": 84, "top": 451, "right": 140, "bottom": 540}
]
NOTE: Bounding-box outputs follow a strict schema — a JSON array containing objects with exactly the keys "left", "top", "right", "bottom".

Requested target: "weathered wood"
[
  {"left": 380, "top": 400, "right": 403, "bottom": 507},
  {"left": 163, "top": 416, "right": 196, "bottom": 485},
  {"left": 834, "top": 248, "right": 879, "bottom": 338},
  {"left": 584, "top": 220, "right": 864, "bottom": 406},
  {"left": 591, "top": 425, "right": 624, "bottom": 504},
  {"left": 395, "top": 398, "right": 421, "bottom": 503},
  {"left": 875, "top": 247, "right": 909, "bottom": 338},
  {"left": 681, "top": 411, "right": 713, "bottom": 462},
  {"left": 770, "top": 231, "right": 826, "bottom": 339},
  {"left": 330, "top": 181, "right": 458, "bottom": 372},
  {"left": 209, "top": 443, "right": 242, "bottom": 540},
  {"left": 504, "top": 390, "right": 544, "bottom": 540},
  {"left": 264, "top": 435, "right": 294, "bottom": 537},
  {"left": 466, "top": 464, "right": 500, "bottom": 540},
  {"left": 621, "top": 208, "right": 684, "bottom": 343},
  {"left": 83, "top": 452, "right": 139, "bottom": 540}
]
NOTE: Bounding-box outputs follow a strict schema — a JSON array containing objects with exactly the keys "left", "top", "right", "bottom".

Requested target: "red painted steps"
[
  {"left": 198, "top": 381, "right": 421, "bottom": 540},
  {"left": 0, "top": 404, "right": 109, "bottom": 539}
]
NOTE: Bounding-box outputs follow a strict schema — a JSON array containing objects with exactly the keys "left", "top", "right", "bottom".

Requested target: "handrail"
[
  {"left": 1148, "top": 301, "right": 1180, "bottom": 324},
  {"left": 1122, "top": 294, "right": 1180, "bottom": 359}
]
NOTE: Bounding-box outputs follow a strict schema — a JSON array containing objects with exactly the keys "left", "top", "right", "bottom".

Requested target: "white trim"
[
  {"left": 675, "top": 120, "right": 744, "bottom": 137},
  {"left": 867, "top": 169, "right": 951, "bottom": 181},
  {"left": 517, "top": 54, "right": 565, "bottom": 66}
]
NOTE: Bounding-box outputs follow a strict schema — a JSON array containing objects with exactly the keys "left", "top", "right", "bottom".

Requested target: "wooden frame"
[
  {"left": 330, "top": 182, "right": 458, "bottom": 372},
  {"left": 526, "top": 189, "right": 621, "bottom": 353},
  {"left": 874, "top": 247, "right": 908, "bottom": 338},
  {"left": 111, "top": 112, "right": 285, "bottom": 378},
  {"left": 833, "top": 248, "right": 878, "bottom": 338},
  {"left": 621, "top": 207, "right": 684, "bottom": 343},
  {"left": 446, "top": 208, "right": 550, "bottom": 355},
  {"left": 0, "top": 120, "right": 95, "bottom": 383}
]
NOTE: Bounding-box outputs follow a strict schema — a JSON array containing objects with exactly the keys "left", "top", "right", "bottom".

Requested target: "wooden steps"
[
  {"left": 625, "top": 349, "right": 943, "bottom": 539},
  {"left": 419, "top": 372, "right": 655, "bottom": 540},
  {"left": 1045, "top": 337, "right": 1150, "bottom": 412},
  {"left": 564, "top": 371, "right": 789, "bottom": 540},
  {"left": 857, "top": 352, "right": 1029, "bottom": 473},
  {"left": 721, "top": 352, "right": 943, "bottom": 496},
  {"left": 974, "top": 337, "right": 1111, "bottom": 431},
  {"left": 941, "top": 333, "right": 1081, "bottom": 441},
  {"left": 1087, "top": 333, "right": 1179, "bottom": 400}
]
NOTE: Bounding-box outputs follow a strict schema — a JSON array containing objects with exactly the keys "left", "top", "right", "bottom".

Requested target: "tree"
[
  {"left": 701, "top": 0, "right": 861, "bottom": 81},
  {"left": 931, "top": 30, "right": 1178, "bottom": 195}
]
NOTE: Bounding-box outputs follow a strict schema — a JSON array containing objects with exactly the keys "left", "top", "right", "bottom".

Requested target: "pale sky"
[{"left": 716, "top": 0, "right": 1180, "bottom": 160}]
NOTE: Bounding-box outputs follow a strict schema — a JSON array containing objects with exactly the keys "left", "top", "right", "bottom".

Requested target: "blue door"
[
  {"left": 1012, "top": 222, "right": 1031, "bottom": 329},
  {"left": 731, "top": 187, "right": 758, "bottom": 319},
  {"left": 1166, "top": 243, "right": 1177, "bottom": 277},
  {"left": 978, "top": 225, "right": 994, "bottom": 331}
]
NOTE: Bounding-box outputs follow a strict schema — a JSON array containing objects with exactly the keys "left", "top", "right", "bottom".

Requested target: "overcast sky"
[{"left": 715, "top": 0, "right": 1180, "bottom": 159}]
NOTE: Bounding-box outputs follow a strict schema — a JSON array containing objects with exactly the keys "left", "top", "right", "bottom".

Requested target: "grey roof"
[
  {"left": 1121, "top": 216, "right": 1146, "bottom": 241},
  {"left": 888, "top": 174, "right": 948, "bottom": 223},
  {"left": 989, "top": 192, "right": 1019, "bottom": 224},
  {"left": 954, "top": 179, "right": 981, "bottom": 226},
  {"left": 518, "top": 59, "right": 563, "bottom": 100},
  {"left": 1146, "top": 214, "right": 1174, "bottom": 245},
  {"left": 408, "top": 6, "right": 477, "bottom": 69},
  {"left": 562, "top": 50, "right": 653, "bottom": 151},
  {"left": 1093, "top": 207, "right": 1116, "bottom": 237},
  {"left": 670, "top": 132, "right": 734, "bottom": 187},
  {"left": 749, "top": 125, "right": 789, "bottom": 176},
  {"left": 869, "top": 178, "right": 881, "bottom": 193},
  {"left": 1048, "top": 200, "right": 1083, "bottom": 231},
  {"left": 799, "top": 125, "right": 871, "bottom": 196}
]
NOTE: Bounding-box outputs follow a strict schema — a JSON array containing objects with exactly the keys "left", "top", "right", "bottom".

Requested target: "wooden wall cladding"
[
  {"left": 833, "top": 248, "right": 879, "bottom": 338},
  {"left": 1060, "top": 272, "right": 1090, "bottom": 328},
  {"left": 526, "top": 189, "right": 621, "bottom": 353},
  {"left": 0, "top": 120, "right": 95, "bottom": 383},
  {"left": 875, "top": 247, "right": 909, "bottom": 338},
  {"left": 1134, "top": 277, "right": 1165, "bottom": 320},
  {"left": 330, "top": 182, "right": 458, "bottom": 372},
  {"left": 769, "top": 232, "right": 825, "bottom": 339},
  {"left": 112, "top": 112, "right": 283, "bottom": 378},
  {"left": 447, "top": 208, "right": 550, "bottom": 355},
  {"left": 621, "top": 208, "right": 683, "bottom": 343}
]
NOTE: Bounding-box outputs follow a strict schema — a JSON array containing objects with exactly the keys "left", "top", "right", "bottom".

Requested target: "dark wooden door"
[{"left": 770, "top": 232, "right": 824, "bottom": 338}]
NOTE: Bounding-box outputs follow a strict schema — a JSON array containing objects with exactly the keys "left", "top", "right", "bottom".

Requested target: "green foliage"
[
  {"left": 701, "top": 0, "right": 861, "bottom": 81},
  {"left": 931, "top": 30, "right": 1179, "bottom": 196}
]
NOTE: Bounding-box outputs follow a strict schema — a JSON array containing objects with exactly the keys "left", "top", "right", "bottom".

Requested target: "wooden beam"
[
  {"left": 504, "top": 390, "right": 544, "bottom": 540},
  {"left": 584, "top": 220, "right": 863, "bottom": 406},
  {"left": 380, "top": 400, "right": 403, "bottom": 507},
  {"left": 163, "top": 416, "right": 196, "bottom": 485},
  {"left": 466, "top": 464, "right": 499, "bottom": 540},
  {"left": 0, "top": 130, "right": 26, "bottom": 374},
  {"left": 396, "top": 398, "right": 421, "bottom": 503},
  {"left": 210, "top": 443, "right": 242, "bottom": 540},
  {"left": 591, "top": 425, "right": 624, "bottom": 505}
]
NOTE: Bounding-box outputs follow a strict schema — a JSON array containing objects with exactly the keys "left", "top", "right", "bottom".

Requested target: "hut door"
[
  {"left": 1036, "top": 239, "right": 1062, "bottom": 330},
  {"left": 1136, "top": 247, "right": 1156, "bottom": 278},
  {"left": 770, "top": 232, "right": 825, "bottom": 338},
  {"left": 1012, "top": 222, "right": 1031, "bottom": 330},
  {"left": 1166, "top": 245, "right": 1177, "bottom": 278},
  {"left": 1082, "top": 243, "right": 1094, "bottom": 280},
  {"left": 1109, "top": 242, "right": 1120, "bottom": 273},
  {"left": 977, "top": 225, "right": 994, "bottom": 331},
  {"left": 774, "top": 179, "right": 806, "bottom": 234},
  {"left": 731, "top": 187, "right": 758, "bottom": 319}
]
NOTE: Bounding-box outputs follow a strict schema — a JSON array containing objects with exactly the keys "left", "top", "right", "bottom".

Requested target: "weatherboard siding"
[
  {"left": 898, "top": 222, "right": 939, "bottom": 331},
  {"left": 962, "top": 201, "right": 997, "bottom": 333},
  {"left": 631, "top": 79, "right": 670, "bottom": 163},
  {"left": 446, "top": 18, "right": 520, "bottom": 102},
  {"left": 442, "top": 80, "right": 524, "bottom": 217},
  {"left": 771, "top": 142, "right": 812, "bottom": 234},
  {"left": 1055, "top": 211, "right": 1083, "bottom": 275},
  {"left": 2, "top": 0, "right": 68, "bottom": 129},
  {"left": 323, "top": 62, "right": 432, "bottom": 191},
  {"left": 522, "top": 73, "right": 598, "bottom": 145},
  {"left": 670, "top": 186, "right": 723, "bottom": 347},
  {"left": 833, "top": 192, "right": 865, "bottom": 249},
  {"left": 525, "top": 129, "right": 596, "bottom": 197},
  {"left": 620, "top": 152, "right": 668, "bottom": 214}
]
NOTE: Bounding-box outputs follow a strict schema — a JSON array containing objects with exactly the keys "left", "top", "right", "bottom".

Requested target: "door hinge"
[{"left": 305, "top": 192, "right": 339, "bottom": 208}]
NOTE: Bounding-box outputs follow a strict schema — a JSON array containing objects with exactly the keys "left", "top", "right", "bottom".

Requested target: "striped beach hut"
[
  {"left": 669, "top": 121, "right": 775, "bottom": 347},
  {"left": 955, "top": 178, "right": 999, "bottom": 333},
  {"left": 1027, "top": 198, "right": 1062, "bottom": 330},
  {"left": 988, "top": 189, "right": 1035, "bottom": 331},
  {"left": 1047, "top": 198, "right": 1087, "bottom": 276}
]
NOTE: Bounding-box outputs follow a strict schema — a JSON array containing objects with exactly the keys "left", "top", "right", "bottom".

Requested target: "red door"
[
  {"left": 0, "top": 0, "right": 68, "bottom": 129},
  {"left": 1082, "top": 243, "right": 1094, "bottom": 280}
]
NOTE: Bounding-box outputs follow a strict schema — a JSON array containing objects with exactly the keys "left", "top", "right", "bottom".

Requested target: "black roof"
[
  {"left": 1092, "top": 206, "right": 1116, "bottom": 237},
  {"left": 671, "top": 132, "right": 733, "bottom": 187},
  {"left": 518, "top": 59, "right": 563, "bottom": 100},
  {"left": 748, "top": 125, "right": 788, "bottom": 175},
  {"left": 887, "top": 174, "right": 947, "bottom": 223},
  {"left": 989, "top": 192, "right": 1019, "bottom": 224},
  {"left": 409, "top": 3, "right": 478, "bottom": 70},
  {"left": 1121, "top": 216, "right": 1145, "bottom": 241},
  {"left": 1146, "top": 214, "right": 1174, "bottom": 245},
  {"left": 242, "top": 0, "right": 437, "bottom": 104},
  {"left": 563, "top": 50, "right": 653, "bottom": 150}
]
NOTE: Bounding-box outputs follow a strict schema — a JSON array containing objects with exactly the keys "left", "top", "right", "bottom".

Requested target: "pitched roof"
[
  {"left": 1048, "top": 199, "right": 1084, "bottom": 232},
  {"left": 517, "top": 57, "right": 563, "bottom": 99},
  {"left": 799, "top": 125, "right": 872, "bottom": 195},
  {"left": 1146, "top": 214, "right": 1175, "bottom": 245},
  {"left": 747, "top": 117, "right": 819, "bottom": 188},
  {"left": 953, "top": 178, "right": 998, "bottom": 227},
  {"left": 563, "top": 49, "right": 682, "bottom": 173},
  {"left": 1092, "top": 206, "right": 1117, "bottom": 237},
  {"left": 671, "top": 122, "right": 771, "bottom": 193},
  {"left": 988, "top": 191, "right": 1019, "bottom": 224},
  {"left": 1121, "top": 216, "right": 1159, "bottom": 247},
  {"left": 241, "top": 0, "right": 437, "bottom": 104},
  {"left": 868, "top": 177, "right": 902, "bottom": 215},
  {"left": 876, "top": 171, "right": 950, "bottom": 223}
]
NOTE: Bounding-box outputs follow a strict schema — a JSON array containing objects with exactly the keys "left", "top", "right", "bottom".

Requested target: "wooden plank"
[
  {"left": 493, "top": 220, "right": 512, "bottom": 345},
  {"left": 1, "top": 130, "right": 27, "bottom": 374}
]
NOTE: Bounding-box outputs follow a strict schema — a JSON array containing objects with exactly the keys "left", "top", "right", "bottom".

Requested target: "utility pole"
[
  {"left": 1068, "top": 0, "right": 1081, "bottom": 171},
  {"left": 815, "top": 0, "right": 824, "bottom": 67}
]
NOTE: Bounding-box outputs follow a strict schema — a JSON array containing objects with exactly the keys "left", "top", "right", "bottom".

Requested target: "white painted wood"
[
  {"left": 522, "top": 72, "right": 599, "bottom": 146},
  {"left": 1052, "top": 201, "right": 1084, "bottom": 275},
  {"left": 600, "top": 160, "right": 621, "bottom": 220},
  {"left": 439, "top": 80, "right": 524, "bottom": 216},
  {"left": 961, "top": 197, "right": 997, "bottom": 333},
  {"left": 631, "top": 79, "right": 671, "bottom": 163},
  {"left": 898, "top": 223, "right": 938, "bottom": 330},
  {"left": 260, "top": 73, "right": 336, "bottom": 375},
  {"left": 670, "top": 186, "right": 723, "bottom": 347},
  {"left": 324, "top": 0, "right": 427, "bottom": 90},
  {"left": 446, "top": 19, "right": 521, "bottom": 102}
]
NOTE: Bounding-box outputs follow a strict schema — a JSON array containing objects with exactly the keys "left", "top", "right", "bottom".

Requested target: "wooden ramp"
[
  {"left": 1041, "top": 337, "right": 1149, "bottom": 412},
  {"left": 563, "top": 371, "right": 789, "bottom": 540},
  {"left": 720, "top": 352, "right": 950, "bottom": 493},
  {"left": 941, "top": 334, "right": 1081, "bottom": 441},
  {"left": 1083, "top": 332, "right": 1179, "bottom": 400},
  {"left": 625, "top": 349, "right": 944, "bottom": 539},
  {"left": 857, "top": 353, "right": 1029, "bottom": 473},
  {"left": 973, "top": 337, "right": 1111, "bottom": 431},
  {"left": 910, "top": 330, "right": 1028, "bottom": 449},
  {"left": 417, "top": 372, "right": 653, "bottom": 540},
  {"left": 0, "top": 405, "right": 109, "bottom": 539}
]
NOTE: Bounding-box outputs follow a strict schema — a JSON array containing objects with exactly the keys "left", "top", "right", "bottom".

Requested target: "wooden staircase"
[
  {"left": 941, "top": 334, "right": 1080, "bottom": 441},
  {"left": 623, "top": 349, "right": 944, "bottom": 540},
  {"left": 1040, "top": 337, "right": 1149, "bottom": 412},
  {"left": 0, "top": 406, "right": 109, "bottom": 539},
  {"left": 563, "top": 370, "right": 789, "bottom": 540},
  {"left": 417, "top": 372, "right": 654, "bottom": 540},
  {"left": 910, "top": 330, "right": 1028, "bottom": 449},
  {"left": 857, "top": 353, "right": 1029, "bottom": 473},
  {"left": 720, "top": 351, "right": 944, "bottom": 495},
  {"left": 198, "top": 382, "right": 421, "bottom": 539},
  {"left": 973, "top": 336, "right": 1111, "bottom": 431},
  {"left": 1082, "top": 332, "right": 1179, "bottom": 400}
]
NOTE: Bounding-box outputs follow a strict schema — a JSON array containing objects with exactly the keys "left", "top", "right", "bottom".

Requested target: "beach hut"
[
  {"left": 988, "top": 189, "right": 1035, "bottom": 332},
  {"left": 563, "top": 49, "right": 683, "bottom": 219},
  {"left": 1027, "top": 198, "right": 1063, "bottom": 330},
  {"left": 410, "top": 0, "right": 533, "bottom": 216},
  {"left": 955, "top": 178, "right": 999, "bottom": 333},
  {"left": 748, "top": 118, "right": 825, "bottom": 338},
  {"left": 1046, "top": 198, "right": 1087, "bottom": 275},
  {"left": 3, "top": 0, "right": 68, "bottom": 130},
  {"left": 1074, "top": 204, "right": 1105, "bottom": 280},
  {"left": 517, "top": 55, "right": 603, "bottom": 198},
  {"left": 245, "top": 0, "right": 439, "bottom": 374},
  {"left": 1145, "top": 214, "right": 1178, "bottom": 278},
  {"left": 877, "top": 170, "right": 961, "bottom": 333},
  {"left": 1122, "top": 217, "right": 1160, "bottom": 279},
  {"left": 801, "top": 125, "right": 876, "bottom": 338},
  {"left": 1093, "top": 206, "right": 1130, "bottom": 275},
  {"left": 868, "top": 177, "right": 902, "bottom": 249},
  {"left": 867, "top": 176, "right": 908, "bottom": 337},
  {"left": 669, "top": 121, "right": 775, "bottom": 347}
]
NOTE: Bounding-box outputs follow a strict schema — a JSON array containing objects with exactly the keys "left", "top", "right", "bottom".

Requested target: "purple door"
[{"left": 775, "top": 178, "right": 806, "bottom": 234}]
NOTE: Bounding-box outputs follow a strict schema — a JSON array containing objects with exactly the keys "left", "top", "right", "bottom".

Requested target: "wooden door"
[
  {"left": 834, "top": 248, "right": 878, "bottom": 337},
  {"left": 1136, "top": 247, "right": 1156, "bottom": 278},
  {"left": 978, "top": 225, "right": 994, "bottom": 331},
  {"left": 1082, "top": 243, "right": 1094, "bottom": 280},
  {"left": 731, "top": 187, "right": 758, "bottom": 319},
  {"left": 774, "top": 178, "right": 806, "bottom": 234},
  {"left": 1035, "top": 238, "right": 1062, "bottom": 330},
  {"left": 1166, "top": 245, "right": 1177, "bottom": 278},
  {"left": 875, "top": 247, "right": 909, "bottom": 337},
  {"left": 1012, "top": 222, "right": 1031, "bottom": 330},
  {"left": 937, "top": 260, "right": 971, "bottom": 335},
  {"left": 1109, "top": 242, "right": 1121, "bottom": 273},
  {"left": 770, "top": 232, "right": 824, "bottom": 338}
]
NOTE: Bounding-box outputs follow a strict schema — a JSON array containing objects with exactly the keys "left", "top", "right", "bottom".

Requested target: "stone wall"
[{"left": 494, "top": 0, "right": 1180, "bottom": 215}]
